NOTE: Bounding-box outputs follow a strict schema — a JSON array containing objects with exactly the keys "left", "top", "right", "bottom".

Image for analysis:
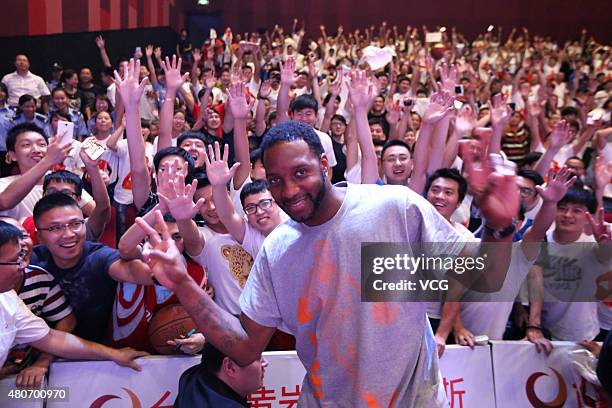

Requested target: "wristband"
[
  {"left": 526, "top": 325, "right": 542, "bottom": 331},
  {"left": 483, "top": 218, "right": 517, "bottom": 239}
]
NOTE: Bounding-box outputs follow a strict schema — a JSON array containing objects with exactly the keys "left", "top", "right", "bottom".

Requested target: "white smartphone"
[{"left": 57, "top": 120, "right": 74, "bottom": 145}]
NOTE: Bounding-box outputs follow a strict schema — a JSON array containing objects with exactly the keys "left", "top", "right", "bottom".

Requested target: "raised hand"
[
  {"left": 587, "top": 208, "right": 611, "bottom": 243},
  {"left": 279, "top": 58, "right": 299, "bottom": 87},
  {"left": 455, "top": 105, "right": 476, "bottom": 135},
  {"left": 328, "top": 74, "right": 343, "bottom": 96},
  {"left": 227, "top": 81, "right": 252, "bottom": 120},
  {"left": 347, "top": 69, "right": 377, "bottom": 111},
  {"left": 463, "top": 148, "right": 520, "bottom": 229},
  {"left": 548, "top": 121, "right": 572, "bottom": 150},
  {"left": 114, "top": 58, "right": 149, "bottom": 108},
  {"left": 137, "top": 210, "right": 190, "bottom": 291},
  {"left": 145, "top": 44, "right": 154, "bottom": 58},
  {"left": 203, "top": 70, "right": 217, "bottom": 90},
  {"left": 439, "top": 61, "right": 458, "bottom": 95},
  {"left": 95, "top": 35, "right": 105, "bottom": 49},
  {"left": 160, "top": 55, "right": 189, "bottom": 92},
  {"left": 203, "top": 142, "right": 240, "bottom": 187},
  {"left": 78, "top": 145, "right": 101, "bottom": 170},
  {"left": 423, "top": 91, "right": 455, "bottom": 124},
  {"left": 258, "top": 80, "right": 272, "bottom": 98},
  {"left": 157, "top": 160, "right": 204, "bottom": 221},
  {"left": 385, "top": 101, "right": 401, "bottom": 125},
  {"left": 43, "top": 135, "right": 72, "bottom": 166},
  {"left": 594, "top": 155, "right": 612, "bottom": 191},
  {"left": 192, "top": 48, "right": 202, "bottom": 63},
  {"left": 490, "top": 93, "right": 512, "bottom": 129},
  {"left": 536, "top": 167, "right": 577, "bottom": 203}
]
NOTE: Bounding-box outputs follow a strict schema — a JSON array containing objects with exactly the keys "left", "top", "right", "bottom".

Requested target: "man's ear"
[
  {"left": 222, "top": 356, "right": 237, "bottom": 378},
  {"left": 320, "top": 153, "right": 329, "bottom": 177}
]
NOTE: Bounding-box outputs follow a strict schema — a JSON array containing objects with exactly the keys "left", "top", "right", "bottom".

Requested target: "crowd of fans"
[{"left": 0, "top": 19, "right": 610, "bottom": 398}]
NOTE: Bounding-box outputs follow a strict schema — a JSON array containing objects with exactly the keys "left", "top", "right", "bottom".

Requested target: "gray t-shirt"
[{"left": 240, "top": 183, "right": 465, "bottom": 407}]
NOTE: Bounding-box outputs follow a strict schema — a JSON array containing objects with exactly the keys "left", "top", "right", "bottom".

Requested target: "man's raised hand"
[
  {"left": 423, "top": 90, "right": 455, "bottom": 125},
  {"left": 537, "top": 167, "right": 576, "bottom": 203},
  {"left": 347, "top": 69, "right": 377, "bottom": 111},
  {"left": 279, "top": 58, "right": 299, "bottom": 87},
  {"left": 114, "top": 58, "right": 149, "bottom": 108},
  {"left": 227, "top": 81, "right": 253, "bottom": 120},
  {"left": 203, "top": 141, "right": 240, "bottom": 188},
  {"left": 160, "top": 55, "right": 189, "bottom": 92}
]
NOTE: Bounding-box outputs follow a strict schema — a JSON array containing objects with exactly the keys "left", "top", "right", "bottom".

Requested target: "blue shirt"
[{"left": 30, "top": 241, "right": 120, "bottom": 342}]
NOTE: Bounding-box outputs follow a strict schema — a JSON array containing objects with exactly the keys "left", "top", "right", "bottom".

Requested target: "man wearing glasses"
[
  {"left": 29, "top": 193, "right": 160, "bottom": 343},
  {"left": 0, "top": 221, "right": 147, "bottom": 378},
  {"left": 515, "top": 169, "right": 545, "bottom": 241}
]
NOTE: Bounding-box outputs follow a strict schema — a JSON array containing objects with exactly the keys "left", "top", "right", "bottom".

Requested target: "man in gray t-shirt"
[{"left": 139, "top": 118, "right": 519, "bottom": 407}]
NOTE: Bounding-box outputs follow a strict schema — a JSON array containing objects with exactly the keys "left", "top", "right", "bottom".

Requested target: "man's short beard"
[{"left": 285, "top": 170, "right": 328, "bottom": 223}]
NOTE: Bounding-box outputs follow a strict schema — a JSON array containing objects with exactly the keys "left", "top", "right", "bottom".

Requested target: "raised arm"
[
  {"left": 488, "top": 93, "right": 512, "bottom": 155},
  {"left": 443, "top": 105, "right": 476, "bottom": 168},
  {"left": 118, "top": 203, "right": 166, "bottom": 260},
  {"left": 534, "top": 121, "right": 572, "bottom": 177},
  {"left": 95, "top": 35, "right": 112, "bottom": 68},
  {"left": 205, "top": 142, "right": 247, "bottom": 243},
  {"left": 427, "top": 91, "right": 456, "bottom": 174},
  {"left": 0, "top": 138, "right": 70, "bottom": 210},
  {"left": 594, "top": 156, "right": 612, "bottom": 210},
  {"left": 277, "top": 58, "right": 299, "bottom": 123},
  {"left": 137, "top": 210, "right": 276, "bottom": 365},
  {"left": 113, "top": 58, "right": 152, "bottom": 212},
  {"left": 227, "top": 81, "right": 253, "bottom": 189},
  {"left": 319, "top": 75, "right": 342, "bottom": 133},
  {"left": 158, "top": 56, "right": 190, "bottom": 151},
  {"left": 254, "top": 80, "right": 271, "bottom": 137},
  {"left": 79, "top": 149, "right": 112, "bottom": 240},
  {"left": 348, "top": 70, "right": 379, "bottom": 185},
  {"left": 145, "top": 45, "right": 159, "bottom": 88}
]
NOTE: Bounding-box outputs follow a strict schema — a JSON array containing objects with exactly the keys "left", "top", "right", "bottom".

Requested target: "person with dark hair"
[
  {"left": 368, "top": 117, "right": 388, "bottom": 142},
  {"left": 0, "top": 123, "right": 71, "bottom": 220},
  {"left": 515, "top": 169, "right": 546, "bottom": 241},
  {"left": 527, "top": 185, "right": 610, "bottom": 350},
  {"left": 11, "top": 94, "right": 47, "bottom": 131},
  {"left": 178, "top": 131, "right": 215, "bottom": 168},
  {"left": 0, "top": 220, "right": 148, "bottom": 379},
  {"left": 29, "top": 193, "right": 158, "bottom": 342},
  {"left": 174, "top": 341, "right": 268, "bottom": 408},
  {"left": 1, "top": 54, "right": 50, "bottom": 111},
  {"left": 136, "top": 111, "right": 522, "bottom": 406},
  {"left": 61, "top": 69, "right": 88, "bottom": 118},
  {"left": 276, "top": 60, "right": 337, "bottom": 171},
  {"left": 48, "top": 87, "right": 88, "bottom": 139},
  {"left": 0, "top": 217, "right": 76, "bottom": 387},
  {"left": 249, "top": 148, "right": 265, "bottom": 181},
  {"left": 78, "top": 66, "right": 104, "bottom": 118},
  {"left": 380, "top": 139, "right": 412, "bottom": 186},
  {"left": 86, "top": 94, "right": 116, "bottom": 134},
  {"left": 329, "top": 114, "right": 347, "bottom": 184}
]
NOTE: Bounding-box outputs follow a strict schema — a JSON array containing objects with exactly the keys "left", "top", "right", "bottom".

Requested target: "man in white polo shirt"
[{"left": 2, "top": 55, "right": 50, "bottom": 111}]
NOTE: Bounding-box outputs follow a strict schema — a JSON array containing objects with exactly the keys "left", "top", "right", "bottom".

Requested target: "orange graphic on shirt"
[
  {"left": 122, "top": 157, "right": 151, "bottom": 190},
  {"left": 298, "top": 239, "right": 399, "bottom": 407}
]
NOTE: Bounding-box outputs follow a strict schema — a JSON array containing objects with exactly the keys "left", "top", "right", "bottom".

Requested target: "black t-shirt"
[
  {"left": 79, "top": 84, "right": 105, "bottom": 113},
  {"left": 331, "top": 138, "right": 347, "bottom": 184},
  {"left": 597, "top": 330, "right": 612, "bottom": 394},
  {"left": 30, "top": 242, "right": 120, "bottom": 342}
]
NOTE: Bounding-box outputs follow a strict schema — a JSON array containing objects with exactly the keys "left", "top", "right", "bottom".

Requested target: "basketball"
[
  {"left": 430, "top": 43, "right": 446, "bottom": 60},
  {"left": 147, "top": 304, "right": 198, "bottom": 355}
]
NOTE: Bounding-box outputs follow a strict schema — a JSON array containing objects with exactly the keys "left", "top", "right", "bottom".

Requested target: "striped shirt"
[
  {"left": 17, "top": 265, "right": 72, "bottom": 322},
  {"left": 501, "top": 126, "right": 531, "bottom": 164}
]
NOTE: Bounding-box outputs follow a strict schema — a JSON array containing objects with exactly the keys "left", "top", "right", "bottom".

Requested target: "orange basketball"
[{"left": 147, "top": 304, "right": 198, "bottom": 355}]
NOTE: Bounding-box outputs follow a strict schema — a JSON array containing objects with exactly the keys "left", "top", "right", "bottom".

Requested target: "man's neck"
[
  {"left": 208, "top": 223, "right": 228, "bottom": 234},
  {"left": 52, "top": 252, "right": 82, "bottom": 270},
  {"left": 16, "top": 70, "right": 29, "bottom": 77},
  {"left": 13, "top": 272, "right": 24, "bottom": 294},
  {"left": 552, "top": 228, "right": 582, "bottom": 244}
]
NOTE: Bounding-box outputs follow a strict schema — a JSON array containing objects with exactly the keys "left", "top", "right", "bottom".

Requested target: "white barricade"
[
  {"left": 491, "top": 340, "right": 583, "bottom": 408},
  {"left": 438, "top": 345, "right": 496, "bottom": 408}
]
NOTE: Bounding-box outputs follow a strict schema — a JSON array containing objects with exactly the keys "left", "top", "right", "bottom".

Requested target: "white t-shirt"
[
  {"left": 190, "top": 226, "right": 254, "bottom": 315},
  {"left": 112, "top": 139, "right": 155, "bottom": 205},
  {"left": 313, "top": 129, "right": 337, "bottom": 168},
  {"left": 0, "top": 175, "right": 93, "bottom": 220},
  {"left": 460, "top": 243, "right": 537, "bottom": 339},
  {"left": 540, "top": 231, "right": 608, "bottom": 341},
  {"left": 240, "top": 183, "right": 464, "bottom": 406},
  {"left": 0, "top": 290, "right": 49, "bottom": 367}
]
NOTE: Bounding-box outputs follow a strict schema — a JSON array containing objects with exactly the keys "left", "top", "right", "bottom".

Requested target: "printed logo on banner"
[
  {"left": 525, "top": 368, "right": 567, "bottom": 408},
  {"left": 89, "top": 388, "right": 173, "bottom": 408}
]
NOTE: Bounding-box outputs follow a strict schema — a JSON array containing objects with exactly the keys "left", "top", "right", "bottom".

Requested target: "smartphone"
[
  {"left": 453, "top": 100, "right": 464, "bottom": 110},
  {"left": 82, "top": 139, "right": 106, "bottom": 161},
  {"left": 57, "top": 120, "right": 74, "bottom": 145},
  {"left": 455, "top": 85, "right": 464, "bottom": 96}
]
